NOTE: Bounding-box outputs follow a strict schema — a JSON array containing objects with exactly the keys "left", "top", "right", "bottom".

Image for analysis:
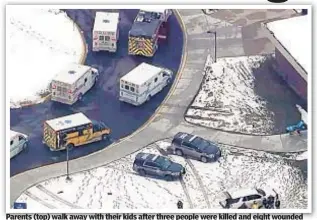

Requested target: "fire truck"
[{"left": 128, "top": 9, "right": 172, "bottom": 57}]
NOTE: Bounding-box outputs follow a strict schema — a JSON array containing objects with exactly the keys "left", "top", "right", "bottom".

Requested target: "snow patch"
[
  {"left": 296, "top": 151, "right": 308, "bottom": 161},
  {"left": 7, "top": 8, "right": 84, "bottom": 108},
  {"left": 185, "top": 55, "right": 275, "bottom": 135}
]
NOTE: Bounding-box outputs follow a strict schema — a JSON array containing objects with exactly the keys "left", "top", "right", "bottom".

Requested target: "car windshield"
[
  {"left": 155, "top": 156, "right": 172, "bottom": 169},
  {"left": 191, "top": 137, "right": 210, "bottom": 150}
]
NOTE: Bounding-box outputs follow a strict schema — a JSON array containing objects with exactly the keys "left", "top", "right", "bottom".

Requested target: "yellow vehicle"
[
  {"left": 128, "top": 9, "right": 171, "bottom": 57},
  {"left": 43, "top": 112, "right": 111, "bottom": 151}
]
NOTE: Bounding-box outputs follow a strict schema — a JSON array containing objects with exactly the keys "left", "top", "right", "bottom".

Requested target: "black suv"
[
  {"left": 132, "top": 152, "right": 185, "bottom": 181},
  {"left": 168, "top": 132, "right": 221, "bottom": 162}
]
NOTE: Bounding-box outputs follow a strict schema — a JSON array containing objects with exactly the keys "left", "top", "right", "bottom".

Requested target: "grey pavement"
[{"left": 10, "top": 9, "right": 307, "bottom": 207}]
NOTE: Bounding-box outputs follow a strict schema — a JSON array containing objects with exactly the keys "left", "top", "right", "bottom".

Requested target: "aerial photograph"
[{"left": 8, "top": 7, "right": 310, "bottom": 210}]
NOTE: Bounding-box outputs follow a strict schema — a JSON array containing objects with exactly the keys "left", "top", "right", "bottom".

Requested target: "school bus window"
[
  {"left": 131, "top": 87, "right": 135, "bottom": 92},
  {"left": 125, "top": 85, "right": 130, "bottom": 90},
  {"left": 99, "top": 36, "right": 104, "bottom": 41}
]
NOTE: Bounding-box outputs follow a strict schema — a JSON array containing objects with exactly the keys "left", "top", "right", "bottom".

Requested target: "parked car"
[
  {"left": 10, "top": 130, "right": 28, "bottom": 159},
  {"left": 168, "top": 132, "right": 221, "bottom": 163},
  {"left": 132, "top": 152, "right": 185, "bottom": 181},
  {"left": 219, "top": 188, "right": 279, "bottom": 209}
]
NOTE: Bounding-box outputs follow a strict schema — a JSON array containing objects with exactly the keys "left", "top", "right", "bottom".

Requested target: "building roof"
[
  {"left": 266, "top": 15, "right": 311, "bottom": 75},
  {"left": 129, "top": 11, "right": 161, "bottom": 38},
  {"left": 52, "top": 63, "right": 91, "bottom": 85},
  {"left": 120, "top": 62, "right": 163, "bottom": 86},
  {"left": 46, "top": 112, "right": 91, "bottom": 131},
  {"left": 93, "top": 11, "right": 119, "bottom": 32}
]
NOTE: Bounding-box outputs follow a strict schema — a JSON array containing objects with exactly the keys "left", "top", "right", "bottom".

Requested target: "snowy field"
[
  {"left": 185, "top": 55, "right": 276, "bottom": 135},
  {"left": 16, "top": 140, "right": 307, "bottom": 210},
  {"left": 7, "top": 8, "right": 84, "bottom": 108}
]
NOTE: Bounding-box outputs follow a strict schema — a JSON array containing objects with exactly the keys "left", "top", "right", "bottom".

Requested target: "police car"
[
  {"left": 132, "top": 152, "right": 185, "bottom": 181},
  {"left": 167, "top": 132, "right": 221, "bottom": 163}
]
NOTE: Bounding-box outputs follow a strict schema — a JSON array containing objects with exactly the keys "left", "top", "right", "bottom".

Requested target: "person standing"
[{"left": 177, "top": 200, "right": 183, "bottom": 209}]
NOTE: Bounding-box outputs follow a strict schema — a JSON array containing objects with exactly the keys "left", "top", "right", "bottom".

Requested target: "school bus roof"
[
  {"left": 45, "top": 113, "right": 92, "bottom": 131},
  {"left": 120, "top": 62, "right": 163, "bottom": 86},
  {"left": 52, "top": 63, "right": 91, "bottom": 85},
  {"left": 93, "top": 12, "right": 119, "bottom": 32}
]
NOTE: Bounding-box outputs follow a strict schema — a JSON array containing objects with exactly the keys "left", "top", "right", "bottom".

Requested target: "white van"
[
  {"left": 93, "top": 11, "right": 120, "bottom": 52},
  {"left": 119, "top": 62, "right": 173, "bottom": 106},
  {"left": 10, "top": 130, "right": 28, "bottom": 159},
  {"left": 51, "top": 63, "right": 99, "bottom": 105}
]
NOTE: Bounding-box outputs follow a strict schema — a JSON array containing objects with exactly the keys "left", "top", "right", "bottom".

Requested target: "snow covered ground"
[
  {"left": 16, "top": 140, "right": 307, "bottom": 210},
  {"left": 7, "top": 8, "right": 84, "bottom": 108},
  {"left": 185, "top": 55, "right": 275, "bottom": 135}
]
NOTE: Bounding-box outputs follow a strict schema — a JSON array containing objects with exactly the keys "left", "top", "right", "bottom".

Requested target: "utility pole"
[
  {"left": 207, "top": 30, "right": 217, "bottom": 63},
  {"left": 204, "top": 13, "right": 217, "bottom": 63},
  {"left": 66, "top": 144, "right": 71, "bottom": 181}
]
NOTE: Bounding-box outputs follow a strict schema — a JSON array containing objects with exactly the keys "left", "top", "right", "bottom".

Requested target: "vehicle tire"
[
  {"left": 201, "top": 156, "right": 208, "bottom": 163},
  {"left": 166, "top": 78, "right": 171, "bottom": 84},
  {"left": 165, "top": 175, "right": 173, "bottom": 181},
  {"left": 78, "top": 93, "right": 83, "bottom": 101},
  {"left": 102, "top": 134, "right": 109, "bottom": 140},
  {"left": 138, "top": 169, "right": 146, "bottom": 176},
  {"left": 146, "top": 95, "right": 151, "bottom": 102},
  {"left": 175, "top": 149, "right": 183, "bottom": 156}
]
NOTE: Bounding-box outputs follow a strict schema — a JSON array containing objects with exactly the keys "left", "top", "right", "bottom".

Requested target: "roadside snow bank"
[
  {"left": 185, "top": 55, "right": 275, "bottom": 135},
  {"left": 7, "top": 8, "right": 84, "bottom": 108},
  {"left": 296, "top": 151, "right": 308, "bottom": 161}
]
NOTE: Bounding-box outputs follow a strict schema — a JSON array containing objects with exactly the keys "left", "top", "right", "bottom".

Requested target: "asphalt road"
[{"left": 10, "top": 9, "right": 183, "bottom": 176}]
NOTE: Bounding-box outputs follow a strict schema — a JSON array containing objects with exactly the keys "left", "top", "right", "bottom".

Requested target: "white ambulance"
[
  {"left": 10, "top": 130, "right": 28, "bottom": 159},
  {"left": 93, "top": 11, "right": 120, "bottom": 52},
  {"left": 51, "top": 63, "right": 99, "bottom": 105},
  {"left": 119, "top": 62, "right": 173, "bottom": 106}
]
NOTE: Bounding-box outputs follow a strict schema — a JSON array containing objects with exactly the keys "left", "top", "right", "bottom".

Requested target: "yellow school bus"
[{"left": 43, "top": 112, "right": 111, "bottom": 151}]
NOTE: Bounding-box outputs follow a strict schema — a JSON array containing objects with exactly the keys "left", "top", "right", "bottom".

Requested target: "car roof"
[
  {"left": 129, "top": 11, "right": 161, "bottom": 38},
  {"left": 120, "top": 62, "right": 163, "bottom": 86},
  {"left": 174, "top": 132, "right": 195, "bottom": 142},
  {"left": 10, "top": 130, "right": 20, "bottom": 140},
  {"left": 46, "top": 112, "right": 91, "bottom": 131},
  {"left": 52, "top": 63, "right": 91, "bottom": 85},
  {"left": 228, "top": 188, "right": 260, "bottom": 199},
  {"left": 93, "top": 12, "right": 119, "bottom": 32},
  {"left": 135, "top": 152, "right": 155, "bottom": 161}
]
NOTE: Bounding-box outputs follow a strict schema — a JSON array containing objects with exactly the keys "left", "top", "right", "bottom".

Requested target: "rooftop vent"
[
  {"left": 68, "top": 70, "right": 76, "bottom": 74},
  {"left": 103, "top": 19, "right": 110, "bottom": 23}
]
